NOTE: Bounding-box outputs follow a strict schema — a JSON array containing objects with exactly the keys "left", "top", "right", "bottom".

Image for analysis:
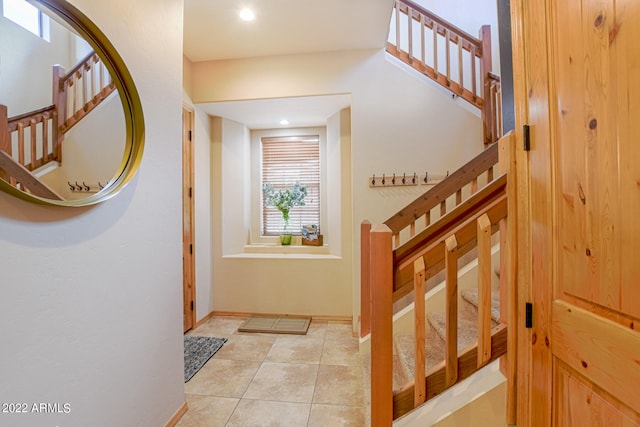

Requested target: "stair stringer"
[{"left": 393, "top": 360, "right": 507, "bottom": 427}]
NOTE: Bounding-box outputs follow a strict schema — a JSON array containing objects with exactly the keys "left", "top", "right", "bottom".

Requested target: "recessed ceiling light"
[
  {"left": 239, "top": 8, "right": 255, "bottom": 21},
  {"left": 279, "top": 119, "right": 289, "bottom": 125}
]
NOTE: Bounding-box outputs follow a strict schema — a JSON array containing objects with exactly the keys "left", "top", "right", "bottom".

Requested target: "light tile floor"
[{"left": 177, "top": 316, "right": 367, "bottom": 427}]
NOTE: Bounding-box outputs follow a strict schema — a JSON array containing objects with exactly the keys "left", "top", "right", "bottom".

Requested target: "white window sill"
[{"left": 222, "top": 242, "right": 340, "bottom": 259}]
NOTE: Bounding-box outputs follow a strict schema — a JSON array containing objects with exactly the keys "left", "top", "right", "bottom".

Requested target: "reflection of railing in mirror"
[{"left": 0, "top": 50, "right": 116, "bottom": 200}]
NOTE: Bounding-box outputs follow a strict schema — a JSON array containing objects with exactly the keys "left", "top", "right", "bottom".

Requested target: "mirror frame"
[{"left": 0, "top": 0, "right": 144, "bottom": 206}]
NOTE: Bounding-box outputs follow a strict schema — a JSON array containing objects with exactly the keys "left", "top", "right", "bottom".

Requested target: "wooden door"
[
  {"left": 182, "top": 105, "right": 195, "bottom": 333},
  {"left": 511, "top": 0, "right": 640, "bottom": 425}
]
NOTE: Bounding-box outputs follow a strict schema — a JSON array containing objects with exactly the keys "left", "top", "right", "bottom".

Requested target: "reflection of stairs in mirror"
[{"left": 0, "top": 50, "right": 114, "bottom": 199}]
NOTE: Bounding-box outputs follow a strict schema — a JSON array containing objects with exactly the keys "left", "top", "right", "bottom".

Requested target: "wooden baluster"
[
  {"left": 42, "top": 115, "right": 49, "bottom": 163},
  {"left": 477, "top": 213, "right": 492, "bottom": 368},
  {"left": 471, "top": 177, "right": 479, "bottom": 195},
  {"left": 395, "top": 233, "right": 400, "bottom": 248},
  {"left": 456, "top": 188, "right": 462, "bottom": 205},
  {"left": 440, "top": 200, "right": 446, "bottom": 217},
  {"left": 395, "top": 0, "right": 401, "bottom": 52},
  {"left": 425, "top": 210, "right": 431, "bottom": 227},
  {"left": 360, "top": 221, "right": 372, "bottom": 338},
  {"left": 29, "top": 119, "right": 37, "bottom": 168},
  {"left": 17, "top": 122, "right": 25, "bottom": 166},
  {"left": 445, "top": 235, "right": 458, "bottom": 387},
  {"left": 70, "top": 78, "right": 78, "bottom": 118},
  {"left": 458, "top": 41, "right": 464, "bottom": 93},
  {"left": 470, "top": 45, "right": 477, "bottom": 100},
  {"left": 410, "top": 221, "right": 416, "bottom": 238},
  {"left": 407, "top": 6, "right": 413, "bottom": 59},
  {"left": 82, "top": 66, "right": 88, "bottom": 111},
  {"left": 420, "top": 14, "right": 425, "bottom": 66},
  {"left": 480, "top": 25, "right": 492, "bottom": 145},
  {"left": 413, "top": 256, "right": 427, "bottom": 406},
  {"left": 433, "top": 22, "right": 438, "bottom": 76},
  {"left": 370, "top": 224, "right": 393, "bottom": 427},
  {"left": 0, "top": 105, "right": 9, "bottom": 182},
  {"left": 487, "top": 165, "right": 494, "bottom": 182},
  {"left": 52, "top": 110, "right": 61, "bottom": 163},
  {"left": 445, "top": 28, "right": 451, "bottom": 86}
]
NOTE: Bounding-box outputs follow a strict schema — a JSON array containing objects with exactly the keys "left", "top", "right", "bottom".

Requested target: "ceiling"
[{"left": 183, "top": 0, "right": 393, "bottom": 129}]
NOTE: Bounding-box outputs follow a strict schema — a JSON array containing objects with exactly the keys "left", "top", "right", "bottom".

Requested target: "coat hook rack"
[
  {"left": 369, "top": 172, "right": 419, "bottom": 188},
  {"left": 67, "top": 180, "right": 108, "bottom": 193},
  {"left": 369, "top": 170, "right": 449, "bottom": 188}
]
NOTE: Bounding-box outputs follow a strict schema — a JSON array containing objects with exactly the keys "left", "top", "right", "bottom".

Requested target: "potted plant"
[{"left": 262, "top": 181, "right": 307, "bottom": 245}]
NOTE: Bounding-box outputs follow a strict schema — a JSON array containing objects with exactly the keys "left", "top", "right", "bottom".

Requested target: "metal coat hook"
[
  {"left": 412, "top": 173, "right": 417, "bottom": 184},
  {"left": 98, "top": 182, "right": 104, "bottom": 189},
  {"left": 371, "top": 175, "right": 376, "bottom": 186},
  {"left": 424, "top": 172, "right": 429, "bottom": 184},
  {"left": 68, "top": 181, "right": 76, "bottom": 191},
  {"left": 392, "top": 173, "right": 396, "bottom": 185},
  {"left": 402, "top": 173, "right": 406, "bottom": 184},
  {"left": 82, "top": 182, "right": 90, "bottom": 191},
  {"left": 382, "top": 174, "right": 386, "bottom": 185}
]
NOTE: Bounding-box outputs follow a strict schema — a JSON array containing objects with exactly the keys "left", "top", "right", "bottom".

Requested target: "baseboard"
[
  {"left": 164, "top": 401, "right": 188, "bottom": 427},
  {"left": 194, "top": 311, "right": 217, "bottom": 328}
]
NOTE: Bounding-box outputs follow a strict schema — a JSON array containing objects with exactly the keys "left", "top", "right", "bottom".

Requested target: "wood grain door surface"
[{"left": 514, "top": 0, "right": 640, "bottom": 425}]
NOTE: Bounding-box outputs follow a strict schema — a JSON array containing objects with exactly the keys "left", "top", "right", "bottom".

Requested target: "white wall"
[
  {"left": 415, "top": 0, "right": 501, "bottom": 74},
  {"left": 191, "top": 48, "right": 481, "bottom": 328},
  {"left": 0, "top": 8, "right": 75, "bottom": 115},
  {"left": 0, "top": 1, "right": 185, "bottom": 426}
]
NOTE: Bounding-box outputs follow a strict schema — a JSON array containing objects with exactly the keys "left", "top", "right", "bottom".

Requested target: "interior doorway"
[{"left": 182, "top": 104, "right": 195, "bottom": 333}]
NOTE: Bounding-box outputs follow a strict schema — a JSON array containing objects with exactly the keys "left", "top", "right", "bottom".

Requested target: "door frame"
[{"left": 182, "top": 103, "right": 196, "bottom": 332}]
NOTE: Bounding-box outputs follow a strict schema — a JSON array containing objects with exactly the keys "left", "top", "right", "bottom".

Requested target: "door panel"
[
  {"left": 514, "top": 0, "right": 640, "bottom": 424},
  {"left": 550, "top": 0, "right": 640, "bottom": 423}
]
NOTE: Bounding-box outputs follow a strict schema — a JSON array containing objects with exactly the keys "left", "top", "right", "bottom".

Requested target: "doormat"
[
  {"left": 238, "top": 315, "right": 311, "bottom": 335},
  {"left": 184, "top": 336, "right": 227, "bottom": 382}
]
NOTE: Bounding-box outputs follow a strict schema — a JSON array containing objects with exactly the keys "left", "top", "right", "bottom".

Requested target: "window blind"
[{"left": 261, "top": 135, "right": 320, "bottom": 236}]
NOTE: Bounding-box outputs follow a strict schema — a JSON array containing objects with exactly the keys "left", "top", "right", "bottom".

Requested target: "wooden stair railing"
[
  {"left": 387, "top": 0, "right": 502, "bottom": 146},
  {"left": 54, "top": 51, "right": 116, "bottom": 134},
  {"left": 0, "top": 50, "right": 115, "bottom": 196},
  {"left": 363, "top": 132, "right": 516, "bottom": 425}
]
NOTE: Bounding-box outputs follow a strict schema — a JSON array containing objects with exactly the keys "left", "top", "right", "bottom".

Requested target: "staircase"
[
  {"left": 0, "top": 51, "right": 115, "bottom": 199},
  {"left": 358, "top": 3, "right": 515, "bottom": 424}
]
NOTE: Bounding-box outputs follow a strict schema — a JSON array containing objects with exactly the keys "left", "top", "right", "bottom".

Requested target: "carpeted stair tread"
[
  {"left": 427, "top": 312, "right": 481, "bottom": 352},
  {"left": 394, "top": 326, "right": 446, "bottom": 382},
  {"left": 460, "top": 288, "right": 501, "bottom": 323}
]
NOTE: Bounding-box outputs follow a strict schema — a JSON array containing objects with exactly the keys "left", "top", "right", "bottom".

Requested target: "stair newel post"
[
  {"left": 0, "top": 105, "right": 9, "bottom": 182},
  {"left": 477, "top": 213, "right": 493, "bottom": 368},
  {"left": 360, "top": 220, "right": 372, "bottom": 338},
  {"left": 480, "top": 24, "right": 493, "bottom": 146},
  {"left": 444, "top": 234, "right": 459, "bottom": 387},
  {"left": 370, "top": 224, "right": 393, "bottom": 427},
  {"left": 52, "top": 65, "right": 66, "bottom": 163},
  {"left": 413, "top": 256, "right": 427, "bottom": 406}
]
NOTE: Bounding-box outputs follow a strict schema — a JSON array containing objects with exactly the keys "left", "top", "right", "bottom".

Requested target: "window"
[
  {"left": 261, "top": 135, "right": 320, "bottom": 236},
  {"left": 3, "top": 0, "right": 50, "bottom": 41}
]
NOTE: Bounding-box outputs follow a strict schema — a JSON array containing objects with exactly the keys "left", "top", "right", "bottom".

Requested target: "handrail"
[
  {"left": 387, "top": 0, "right": 502, "bottom": 146},
  {"left": 384, "top": 142, "right": 499, "bottom": 248},
  {"left": 363, "top": 132, "right": 516, "bottom": 423}
]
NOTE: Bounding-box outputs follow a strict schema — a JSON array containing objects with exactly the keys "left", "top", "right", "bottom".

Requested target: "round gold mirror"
[{"left": 0, "top": 0, "right": 144, "bottom": 206}]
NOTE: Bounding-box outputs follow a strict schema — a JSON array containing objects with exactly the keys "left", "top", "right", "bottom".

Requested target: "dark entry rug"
[{"left": 184, "top": 336, "right": 227, "bottom": 382}]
